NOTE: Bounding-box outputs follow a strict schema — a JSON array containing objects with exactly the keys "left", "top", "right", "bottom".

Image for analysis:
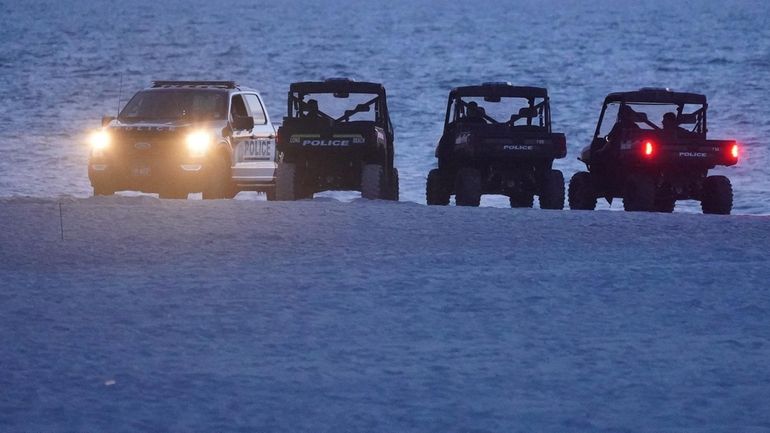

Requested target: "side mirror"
[
  {"left": 101, "top": 116, "right": 116, "bottom": 127},
  {"left": 232, "top": 115, "right": 254, "bottom": 131}
]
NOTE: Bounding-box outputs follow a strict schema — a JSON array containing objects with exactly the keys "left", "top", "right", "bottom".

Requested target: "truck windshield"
[{"left": 119, "top": 90, "right": 228, "bottom": 121}]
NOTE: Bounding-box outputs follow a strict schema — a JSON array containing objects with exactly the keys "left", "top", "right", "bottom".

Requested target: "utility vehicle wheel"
[
  {"left": 701, "top": 175, "right": 733, "bottom": 215},
  {"left": 509, "top": 194, "right": 534, "bottom": 208},
  {"left": 623, "top": 174, "right": 656, "bottom": 212},
  {"left": 539, "top": 169, "right": 565, "bottom": 210},
  {"left": 387, "top": 167, "right": 399, "bottom": 201},
  {"left": 568, "top": 171, "right": 596, "bottom": 210},
  {"left": 454, "top": 167, "right": 481, "bottom": 207},
  {"left": 426, "top": 169, "right": 449, "bottom": 206},
  {"left": 275, "top": 163, "right": 299, "bottom": 201},
  {"left": 361, "top": 164, "right": 387, "bottom": 200},
  {"left": 202, "top": 154, "right": 231, "bottom": 200},
  {"left": 654, "top": 197, "right": 676, "bottom": 213},
  {"left": 93, "top": 183, "right": 114, "bottom": 196}
]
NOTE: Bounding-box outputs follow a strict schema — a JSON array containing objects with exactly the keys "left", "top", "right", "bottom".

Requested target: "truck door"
[{"left": 231, "top": 93, "right": 276, "bottom": 183}]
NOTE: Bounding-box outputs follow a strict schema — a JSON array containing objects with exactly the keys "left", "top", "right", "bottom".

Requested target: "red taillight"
[
  {"left": 731, "top": 143, "right": 739, "bottom": 159},
  {"left": 643, "top": 141, "right": 654, "bottom": 157}
]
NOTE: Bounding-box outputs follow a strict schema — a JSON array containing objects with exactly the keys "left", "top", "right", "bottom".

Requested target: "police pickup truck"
[{"left": 88, "top": 80, "right": 277, "bottom": 199}]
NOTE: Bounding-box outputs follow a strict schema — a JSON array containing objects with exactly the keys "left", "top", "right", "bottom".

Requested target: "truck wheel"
[
  {"left": 455, "top": 167, "right": 481, "bottom": 207},
  {"left": 426, "top": 169, "right": 450, "bottom": 205},
  {"left": 623, "top": 174, "right": 656, "bottom": 212},
  {"left": 388, "top": 167, "right": 400, "bottom": 201},
  {"left": 361, "top": 164, "right": 387, "bottom": 200},
  {"left": 568, "top": 171, "right": 596, "bottom": 210},
  {"left": 654, "top": 197, "right": 676, "bottom": 213},
  {"left": 93, "top": 183, "right": 114, "bottom": 196},
  {"left": 509, "top": 194, "right": 534, "bottom": 208},
  {"left": 275, "top": 163, "right": 298, "bottom": 201},
  {"left": 158, "top": 186, "right": 188, "bottom": 200},
  {"left": 202, "top": 154, "right": 232, "bottom": 200},
  {"left": 539, "top": 169, "right": 565, "bottom": 210},
  {"left": 265, "top": 188, "right": 276, "bottom": 201},
  {"left": 701, "top": 175, "right": 733, "bottom": 215}
]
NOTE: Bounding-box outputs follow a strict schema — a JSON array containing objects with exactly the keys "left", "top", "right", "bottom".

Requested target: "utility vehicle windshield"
[
  {"left": 119, "top": 89, "right": 228, "bottom": 122},
  {"left": 598, "top": 102, "right": 705, "bottom": 137},
  {"left": 449, "top": 95, "right": 547, "bottom": 127},
  {"left": 293, "top": 92, "right": 381, "bottom": 123}
]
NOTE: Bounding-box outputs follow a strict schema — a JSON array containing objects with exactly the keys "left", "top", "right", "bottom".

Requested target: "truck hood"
[{"left": 107, "top": 118, "right": 227, "bottom": 132}]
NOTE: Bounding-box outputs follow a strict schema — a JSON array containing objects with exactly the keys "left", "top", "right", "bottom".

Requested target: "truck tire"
[
  {"left": 568, "top": 171, "right": 596, "bottom": 210},
  {"left": 265, "top": 188, "right": 276, "bottom": 201},
  {"left": 509, "top": 194, "right": 534, "bottom": 208},
  {"left": 361, "top": 164, "right": 387, "bottom": 200},
  {"left": 701, "top": 175, "right": 733, "bottom": 215},
  {"left": 623, "top": 174, "right": 656, "bottom": 212},
  {"left": 455, "top": 167, "right": 481, "bottom": 207},
  {"left": 202, "top": 154, "right": 231, "bottom": 200},
  {"left": 539, "top": 169, "right": 565, "bottom": 210},
  {"left": 158, "top": 185, "right": 188, "bottom": 200},
  {"left": 387, "top": 167, "right": 399, "bottom": 201},
  {"left": 275, "top": 163, "right": 298, "bottom": 201},
  {"left": 93, "top": 183, "right": 114, "bottom": 196},
  {"left": 426, "top": 169, "right": 449, "bottom": 205}
]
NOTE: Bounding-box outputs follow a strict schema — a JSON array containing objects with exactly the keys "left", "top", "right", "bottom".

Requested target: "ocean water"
[{"left": 0, "top": 0, "right": 768, "bottom": 213}]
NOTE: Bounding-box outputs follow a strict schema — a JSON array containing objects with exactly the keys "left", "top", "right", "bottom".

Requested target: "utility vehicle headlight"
[
  {"left": 89, "top": 130, "right": 111, "bottom": 150},
  {"left": 186, "top": 131, "right": 212, "bottom": 157}
]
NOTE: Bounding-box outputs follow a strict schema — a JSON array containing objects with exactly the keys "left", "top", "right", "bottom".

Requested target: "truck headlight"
[
  {"left": 186, "top": 131, "right": 212, "bottom": 157},
  {"left": 89, "top": 130, "right": 111, "bottom": 150}
]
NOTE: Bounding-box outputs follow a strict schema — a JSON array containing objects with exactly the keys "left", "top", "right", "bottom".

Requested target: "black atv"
[
  {"left": 569, "top": 88, "right": 739, "bottom": 214},
  {"left": 426, "top": 83, "right": 567, "bottom": 208},
  {"left": 274, "top": 78, "right": 398, "bottom": 200}
]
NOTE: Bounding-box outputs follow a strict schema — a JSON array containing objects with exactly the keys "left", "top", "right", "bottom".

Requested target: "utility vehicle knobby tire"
[
  {"left": 455, "top": 168, "right": 482, "bottom": 207},
  {"left": 387, "top": 167, "right": 400, "bottom": 201},
  {"left": 426, "top": 169, "right": 449, "bottom": 206},
  {"left": 654, "top": 197, "right": 676, "bottom": 213},
  {"left": 539, "top": 169, "right": 565, "bottom": 210},
  {"left": 202, "top": 154, "right": 232, "bottom": 200},
  {"left": 275, "top": 163, "right": 298, "bottom": 201},
  {"left": 701, "top": 175, "right": 733, "bottom": 215},
  {"left": 623, "top": 174, "right": 656, "bottom": 212},
  {"left": 361, "top": 164, "right": 387, "bottom": 200},
  {"left": 509, "top": 194, "right": 534, "bottom": 208},
  {"left": 568, "top": 171, "right": 596, "bottom": 210}
]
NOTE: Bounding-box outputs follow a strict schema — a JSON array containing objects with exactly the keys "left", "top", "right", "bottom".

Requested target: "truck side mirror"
[
  {"left": 232, "top": 115, "right": 254, "bottom": 131},
  {"left": 102, "top": 116, "right": 116, "bottom": 127}
]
